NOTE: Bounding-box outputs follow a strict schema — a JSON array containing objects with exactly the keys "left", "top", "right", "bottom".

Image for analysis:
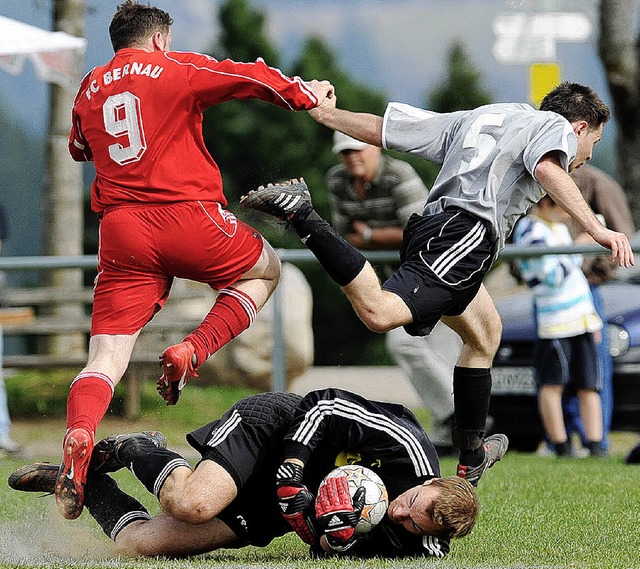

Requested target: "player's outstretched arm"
[
  {"left": 535, "top": 154, "right": 635, "bottom": 267},
  {"left": 309, "top": 100, "right": 384, "bottom": 148},
  {"left": 305, "top": 79, "right": 335, "bottom": 106},
  {"left": 587, "top": 225, "right": 635, "bottom": 267}
]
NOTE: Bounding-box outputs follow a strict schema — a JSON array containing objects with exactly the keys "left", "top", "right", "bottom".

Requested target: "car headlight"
[{"left": 608, "top": 324, "right": 630, "bottom": 357}]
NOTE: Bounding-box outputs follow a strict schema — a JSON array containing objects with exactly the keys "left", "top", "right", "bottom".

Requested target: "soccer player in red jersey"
[{"left": 57, "top": 0, "right": 334, "bottom": 520}]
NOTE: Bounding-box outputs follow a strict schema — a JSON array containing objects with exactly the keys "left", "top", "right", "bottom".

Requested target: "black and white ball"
[{"left": 321, "top": 465, "right": 389, "bottom": 536}]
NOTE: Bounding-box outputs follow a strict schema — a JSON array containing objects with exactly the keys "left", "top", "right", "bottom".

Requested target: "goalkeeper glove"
[
  {"left": 276, "top": 461, "right": 318, "bottom": 545},
  {"left": 315, "top": 474, "right": 366, "bottom": 552}
]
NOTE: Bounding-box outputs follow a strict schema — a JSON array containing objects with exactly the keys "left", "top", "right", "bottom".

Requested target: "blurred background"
[{"left": 0, "top": 0, "right": 635, "bottom": 367}]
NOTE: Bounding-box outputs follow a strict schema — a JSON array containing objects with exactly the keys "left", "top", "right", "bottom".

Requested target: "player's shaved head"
[
  {"left": 540, "top": 82, "right": 610, "bottom": 130},
  {"left": 110, "top": 1, "right": 173, "bottom": 52}
]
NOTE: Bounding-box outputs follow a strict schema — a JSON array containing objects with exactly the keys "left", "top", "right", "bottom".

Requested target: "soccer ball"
[{"left": 320, "top": 465, "right": 389, "bottom": 536}]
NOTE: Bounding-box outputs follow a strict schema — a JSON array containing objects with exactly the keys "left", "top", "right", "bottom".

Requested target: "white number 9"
[{"left": 103, "top": 92, "right": 147, "bottom": 165}]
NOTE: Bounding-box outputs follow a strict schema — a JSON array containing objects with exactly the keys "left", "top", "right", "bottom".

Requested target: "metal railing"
[
  {"left": 0, "top": 243, "right": 632, "bottom": 271},
  {"left": 1, "top": 242, "right": 638, "bottom": 391}
]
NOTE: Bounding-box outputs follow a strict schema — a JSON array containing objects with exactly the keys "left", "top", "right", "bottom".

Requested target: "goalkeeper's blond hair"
[{"left": 428, "top": 476, "right": 479, "bottom": 538}]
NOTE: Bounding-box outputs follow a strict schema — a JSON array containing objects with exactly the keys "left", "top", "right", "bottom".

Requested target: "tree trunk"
[
  {"left": 599, "top": 0, "right": 640, "bottom": 228},
  {"left": 42, "top": 0, "right": 86, "bottom": 356}
]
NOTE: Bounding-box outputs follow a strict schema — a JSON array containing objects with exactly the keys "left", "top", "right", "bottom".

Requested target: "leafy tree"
[
  {"left": 201, "top": 4, "right": 496, "bottom": 367},
  {"left": 599, "top": 0, "right": 640, "bottom": 227},
  {"left": 202, "top": 0, "right": 395, "bottom": 364},
  {"left": 428, "top": 41, "right": 493, "bottom": 112},
  {"left": 217, "top": 0, "right": 278, "bottom": 64}
]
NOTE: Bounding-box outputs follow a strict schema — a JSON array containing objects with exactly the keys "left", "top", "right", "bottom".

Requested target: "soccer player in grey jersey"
[{"left": 240, "top": 82, "right": 634, "bottom": 484}]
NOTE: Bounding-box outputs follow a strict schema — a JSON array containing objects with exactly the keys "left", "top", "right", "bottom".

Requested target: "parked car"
[{"left": 489, "top": 239, "right": 640, "bottom": 452}]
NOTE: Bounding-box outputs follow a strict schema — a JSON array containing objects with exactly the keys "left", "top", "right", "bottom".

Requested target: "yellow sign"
[{"left": 529, "top": 63, "right": 562, "bottom": 108}]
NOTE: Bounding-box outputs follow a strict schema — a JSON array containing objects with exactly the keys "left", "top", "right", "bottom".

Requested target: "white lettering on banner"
[{"left": 493, "top": 12, "right": 592, "bottom": 63}]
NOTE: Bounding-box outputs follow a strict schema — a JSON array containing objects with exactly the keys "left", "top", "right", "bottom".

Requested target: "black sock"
[
  {"left": 120, "top": 439, "right": 191, "bottom": 498},
  {"left": 290, "top": 203, "right": 366, "bottom": 286},
  {"left": 84, "top": 472, "right": 151, "bottom": 541},
  {"left": 586, "top": 440, "right": 604, "bottom": 456},
  {"left": 554, "top": 441, "right": 570, "bottom": 456},
  {"left": 452, "top": 366, "right": 492, "bottom": 466}
]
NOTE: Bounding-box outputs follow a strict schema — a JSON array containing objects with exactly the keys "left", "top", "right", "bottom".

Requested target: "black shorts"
[
  {"left": 186, "top": 392, "right": 302, "bottom": 547},
  {"left": 534, "top": 334, "right": 602, "bottom": 391},
  {"left": 382, "top": 210, "right": 493, "bottom": 336}
]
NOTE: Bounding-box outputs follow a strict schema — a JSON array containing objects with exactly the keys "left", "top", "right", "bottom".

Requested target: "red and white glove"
[
  {"left": 315, "top": 474, "right": 366, "bottom": 552},
  {"left": 275, "top": 462, "right": 318, "bottom": 545}
]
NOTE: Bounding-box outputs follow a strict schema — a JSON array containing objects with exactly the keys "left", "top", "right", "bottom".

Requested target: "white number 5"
[
  {"left": 458, "top": 113, "right": 505, "bottom": 174},
  {"left": 103, "top": 92, "right": 147, "bottom": 165}
]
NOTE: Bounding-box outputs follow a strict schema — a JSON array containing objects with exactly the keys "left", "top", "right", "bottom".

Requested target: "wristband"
[{"left": 362, "top": 227, "right": 373, "bottom": 244}]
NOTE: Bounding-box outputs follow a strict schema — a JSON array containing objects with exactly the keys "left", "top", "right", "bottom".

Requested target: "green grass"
[
  {"left": 2, "top": 381, "right": 640, "bottom": 568},
  {"left": 5, "top": 368, "right": 258, "bottom": 424},
  {"left": 2, "top": 452, "right": 639, "bottom": 568}
]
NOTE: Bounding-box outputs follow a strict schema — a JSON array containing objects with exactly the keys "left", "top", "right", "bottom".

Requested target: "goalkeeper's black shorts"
[{"left": 186, "top": 391, "right": 302, "bottom": 546}]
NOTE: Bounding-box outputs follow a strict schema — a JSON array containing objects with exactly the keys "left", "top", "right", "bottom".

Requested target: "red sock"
[
  {"left": 185, "top": 288, "right": 257, "bottom": 365},
  {"left": 65, "top": 372, "right": 115, "bottom": 444}
]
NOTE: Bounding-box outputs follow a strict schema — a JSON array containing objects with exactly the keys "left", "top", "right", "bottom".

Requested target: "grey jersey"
[{"left": 382, "top": 102, "right": 577, "bottom": 252}]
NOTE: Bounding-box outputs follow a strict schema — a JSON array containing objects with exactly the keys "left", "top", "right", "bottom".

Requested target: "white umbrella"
[{"left": 0, "top": 15, "right": 87, "bottom": 88}]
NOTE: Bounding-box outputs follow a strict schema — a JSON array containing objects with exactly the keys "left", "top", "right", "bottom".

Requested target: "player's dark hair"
[
  {"left": 109, "top": 1, "right": 173, "bottom": 52},
  {"left": 540, "top": 82, "right": 610, "bottom": 129}
]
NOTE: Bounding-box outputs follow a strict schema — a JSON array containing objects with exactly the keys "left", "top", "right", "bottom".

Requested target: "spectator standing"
[
  {"left": 565, "top": 165, "right": 635, "bottom": 452},
  {"left": 0, "top": 203, "right": 20, "bottom": 454},
  {"left": 514, "top": 196, "right": 604, "bottom": 457},
  {"left": 326, "top": 132, "right": 460, "bottom": 454},
  {"left": 57, "top": 0, "right": 333, "bottom": 520}
]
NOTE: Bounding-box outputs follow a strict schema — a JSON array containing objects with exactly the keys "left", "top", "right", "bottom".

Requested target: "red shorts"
[{"left": 91, "top": 201, "right": 263, "bottom": 335}]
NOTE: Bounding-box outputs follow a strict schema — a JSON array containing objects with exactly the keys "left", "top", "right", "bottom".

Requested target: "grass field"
[{"left": 1, "top": 380, "right": 639, "bottom": 569}]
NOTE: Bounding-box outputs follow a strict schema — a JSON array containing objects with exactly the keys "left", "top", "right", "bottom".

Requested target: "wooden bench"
[
  {"left": 0, "top": 306, "right": 35, "bottom": 327},
  {"left": 1, "top": 282, "right": 216, "bottom": 418}
]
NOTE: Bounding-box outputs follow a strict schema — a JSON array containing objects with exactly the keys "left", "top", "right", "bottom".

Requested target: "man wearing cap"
[{"left": 326, "top": 132, "right": 462, "bottom": 455}]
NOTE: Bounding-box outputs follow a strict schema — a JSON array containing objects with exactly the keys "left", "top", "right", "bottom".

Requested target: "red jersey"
[{"left": 68, "top": 49, "right": 320, "bottom": 213}]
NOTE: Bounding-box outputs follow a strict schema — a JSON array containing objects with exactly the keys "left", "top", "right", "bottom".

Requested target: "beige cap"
[{"left": 332, "top": 131, "right": 369, "bottom": 154}]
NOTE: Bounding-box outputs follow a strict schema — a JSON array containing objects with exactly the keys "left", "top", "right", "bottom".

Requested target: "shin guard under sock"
[
  {"left": 452, "top": 366, "right": 492, "bottom": 466},
  {"left": 66, "top": 373, "right": 114, "bottom": 440},
  {"left": 185, "top": 288, "right": 256, "bottom": 366},
  {"left": 84, "top": 472, "right": 151, "bottom": 541},
  {"left": 291, "top": 204, "right": 366, "bottom": 287}
]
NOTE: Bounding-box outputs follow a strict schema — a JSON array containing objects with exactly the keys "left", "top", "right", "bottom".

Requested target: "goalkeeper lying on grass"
[{"left": 9, "top": 388, "right": 504, "bottom": 559}]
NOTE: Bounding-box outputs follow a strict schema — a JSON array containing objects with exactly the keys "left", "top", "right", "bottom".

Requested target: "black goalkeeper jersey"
[
  {"left": 284, "top": 388, "right": 449, "bottom": 558},
  {"left": 187, "top": 388, "right": 449, "bottom": 557}
]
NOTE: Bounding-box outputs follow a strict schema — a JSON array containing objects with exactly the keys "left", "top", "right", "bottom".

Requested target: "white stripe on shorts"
[
  {"left": 206, "top": 409, "right": 243, "bottom": 448},
  {"left": 429, "top": 221, "right": 486, "bottom": 278}
]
